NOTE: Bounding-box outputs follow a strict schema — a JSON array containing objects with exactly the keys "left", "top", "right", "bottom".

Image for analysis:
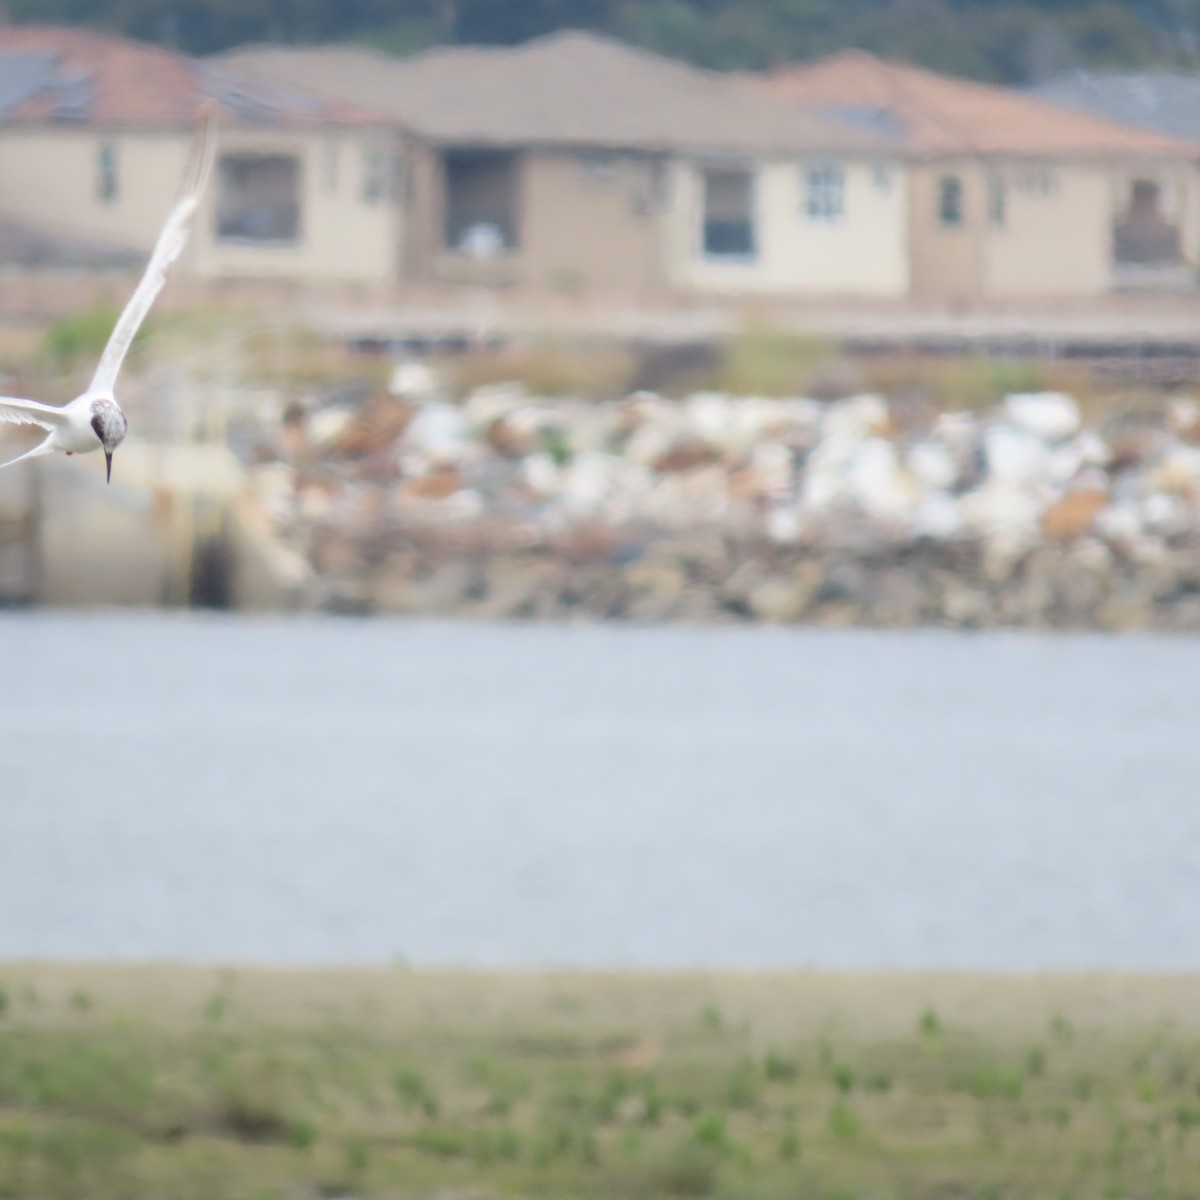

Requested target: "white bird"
[{"left": 0, "top": 106, "right": 216, "bottom": 483}]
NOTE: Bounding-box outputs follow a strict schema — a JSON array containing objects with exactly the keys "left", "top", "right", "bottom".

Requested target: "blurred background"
[{"left": 2, "top": 3, "right": 1200, "bottom": 1199}]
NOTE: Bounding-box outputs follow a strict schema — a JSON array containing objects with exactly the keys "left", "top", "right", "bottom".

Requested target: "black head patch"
[{"left": 90, "top": 398, "right": 128, "bottom": 449}]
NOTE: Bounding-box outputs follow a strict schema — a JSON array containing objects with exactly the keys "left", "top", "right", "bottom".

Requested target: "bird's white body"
[
  {"left": 54, "top": 397, "right": 109, "bottom": 456},
  {"left": 0, "top": 109, "right": 215, "bottom": 483}
]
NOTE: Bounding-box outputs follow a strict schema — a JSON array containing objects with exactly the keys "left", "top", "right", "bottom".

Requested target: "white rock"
[
  {"left": 1046, "top": 441, "right": 1087, "bottom": 486},
  {"left": 911, "top": 491, "right": 963, "bottom": 540},
  {"left": 1142, "top": 491, "right": 1187, "bottom": 531},
  {"left": 1004, "top": 392, "right": 1081, "bottom": 441},
  {"left": 560, "top": 453, "right": 611, "bottom": 511},
  {"left": 822, "top": 393, "right": 889, "bottom": 441},
  {"left": 388, "top": 360, "right": 442, "bottom": 402},
  {"left": 1076, "top": 431, "right": 1112, "bottom": 467},
  {"left": 297, "top": 485, "right": 333, "bottom": 521},
  {"left": 307, "top": 406, "right": 354, "bottom": 445},
  {"left": 624, "top": 422, "right": 681, "bottom": 468},
  {"left": 521, "top": 453, "right": 560, "bottom": 496},
  {"left": 1069, "top": 537, "right": 1113, "bottom": 571},
  {"left": 799, "top": 435, "right": 856, "bottom": 510},
  {"left": 464, "top": 382, "right": 528, "bottom": 427},
  {"left": 441, "top": 488, "right": 485, "bottom": 521},
  {"left": 685, "top": 392, "right": 738, "bottom": 446},
  {"left": 748, "top": 440, "right": 794, "bottom": 497},
  {"left": 932, "top": 410, "right": 979, "bottom": 443},
  {"left": 907, "top": 440, "right": 959, "bottom": 491},
  {"left": 959, "top": 484, "right": 1042, "bottom": 539},
  {"left": 1143, "top": 445, "right": 1200, "bottom": 495},
  {"left": 847, "top": 438, "right": 918, "bottom": 519},
  {"left": 765, "top": 505, "right": 803, "bottom": 543},
  {"left": 251, "top": 463, "right": 297, "bottom": 523},
  {"left": 402, "top": 402, "right": 471, "bottom": 464},
  {"left": 1167, "top": 395, "right": 1200, "bottom": 433},
  {"left": 984, "top": 423, "right": 1052, "bottom": 488},
  {"left": 1093, "top": 502, "right": 1142, "bottom": 543}
]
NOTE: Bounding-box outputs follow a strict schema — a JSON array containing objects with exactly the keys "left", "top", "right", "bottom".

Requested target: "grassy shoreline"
[{"left": 2, "top": 964, "right": 1199, "bottom": 1198}]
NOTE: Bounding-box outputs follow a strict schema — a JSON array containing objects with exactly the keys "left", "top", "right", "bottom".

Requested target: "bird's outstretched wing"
[
  {"left": 88, "top": 105, "right": 217, "bottom": 395},
  {"left": 0, "top": 396, "right": 68, "bottom": 431}
]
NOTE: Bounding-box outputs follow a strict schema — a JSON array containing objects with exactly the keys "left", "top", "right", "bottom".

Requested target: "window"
[
  {"left": 323, "top": 142, "right": 339, "bottom": 195},
  {"left": 580, "top": 151, "right": 618, "bottom": 185},
  {"left": 629, "top": 157, "right": 667, "bottom": 217},
  {"left": 97, "top": 143, "right": 118, "bottom": 203},
  {"left": 444, "top": 149, "right": 520, "bottom": 252},
  {"left": 1018, "top": 169, "right": 1056, "bottom": 195},
  {"left": 939, "top": 175, "right": 963, "bottom": 226},
  {"left": 216, "top": 154, "right": 300, "bottom": 244},
  {"left": 702, "top": 167, "right": 755, "bottom": 258},
  {"left": 988, "top": 174, "right": 1006, "bottom": 228},
  {"left": 805, "top": 163, "right": 845, "bottom": 223},
  {"left": 362, "top": 144, "right": 399, "bottom": 204}
]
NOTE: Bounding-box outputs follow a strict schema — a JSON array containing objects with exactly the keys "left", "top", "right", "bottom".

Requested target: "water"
[{"left": 1, "top": 612, "right": 1197, "bottom": 970}]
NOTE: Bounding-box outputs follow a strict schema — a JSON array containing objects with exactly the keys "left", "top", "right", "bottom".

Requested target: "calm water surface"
[{"left": 1, "top": 613, "right": 1197, "bottom": 969}]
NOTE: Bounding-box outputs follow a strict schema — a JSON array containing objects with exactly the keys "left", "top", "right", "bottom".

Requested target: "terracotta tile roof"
[
  {"left": 0, "top": 25, "right": 396, "bottom": 129},
  {"left": 217, "top": 31, "right": 898, "bottom": 156},
  {"left": 750, "top": 50, "right": 1199, "bottom": 159}
]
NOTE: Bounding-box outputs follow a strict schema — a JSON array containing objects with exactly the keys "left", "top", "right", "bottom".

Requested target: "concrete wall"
[
  {"left": 0, "top": 444, "right": 308, "bottom": 610},
  {"left": 667, "top": 157, "right": 910, "bottom": 297}
]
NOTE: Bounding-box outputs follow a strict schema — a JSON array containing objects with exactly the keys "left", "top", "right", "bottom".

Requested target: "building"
[
  {"left": 219, "top": 31, "right": 913, "bottom": 303},
  {"left": 751, "top": 51, "right": 1200, "bottom": 300},
  {"left": 0, "top": 26, "right": 407, "bottom": 286}
]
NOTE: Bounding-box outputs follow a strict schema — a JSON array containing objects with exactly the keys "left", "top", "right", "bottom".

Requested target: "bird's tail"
[{"left": 0, "top": 437, "right": 53, "bottom": 471}]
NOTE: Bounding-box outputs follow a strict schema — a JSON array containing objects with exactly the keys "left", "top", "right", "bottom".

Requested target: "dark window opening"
[
  {"left": 362, "top": 144, "right": 401, "bottom": 204},
  {"left": 702, "top": 168, "right": 755, "bottom": 258},
  {"left": 97, "top": 143, "right": 118, "bottom": 204},
  {"left": 216, "top": 154, "right": 300, "bottom": 245},
  {"left": 1114, "top": 178, "right": 1183, "bottom": 265},
  {"left": 805, "top": 163, "right": 845, "bottom": 223},
  {"left": 629, "top": 157, "right": 668, "bottom": 217},
  {"left": 444, "top": 150, "right": 519, "bottom": 254},
  {"left": 939, "top": 175, "right": 963, "bottom": 227},
  {"left": 988, "top": 174, "right": 1006, "bottom": 228}
]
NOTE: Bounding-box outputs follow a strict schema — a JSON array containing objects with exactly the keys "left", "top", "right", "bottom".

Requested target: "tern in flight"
[{"left": 0, "top": 107, "right": 216, "bottom": 483}]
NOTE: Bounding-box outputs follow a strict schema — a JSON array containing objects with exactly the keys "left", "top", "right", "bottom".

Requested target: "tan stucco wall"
[
  {"left": 1108, "top": 159, "right": 1200, "bottom": 264},
  {"left": 666, "top": 157, "right": 909, "bottom": 297},
  {"left": 194, "top": 127, "right": 404, "bottom": 284},
  {"left": 0, "top": 127, "right": 193, "bottom": 253},
  {"left": 981, "top": 162, "right": 1110, "bottom": 297},
  {"left": 416, "top": 148, "right": 671, "bottom": 301},
  {"left": 0, "top": 125, "right": 405, "bottom": 285},
  {"left": 518, "top": 150, "right": 669, "bottom": 299},
  {"left": 908, "top": 160, "right": 988, "bottom": 303},
  {"left": 911, "top": 156, "right": 1200, "bottom": 301}
]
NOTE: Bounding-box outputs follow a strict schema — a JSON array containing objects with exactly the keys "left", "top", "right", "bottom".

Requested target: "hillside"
[{"left": 7, "top": 0, "right": 1199, "bottom": 82}]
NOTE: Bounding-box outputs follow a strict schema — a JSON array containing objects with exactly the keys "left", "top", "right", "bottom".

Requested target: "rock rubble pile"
[{"left": 246, "top": 370, "right": 1200, "bottom": 629}]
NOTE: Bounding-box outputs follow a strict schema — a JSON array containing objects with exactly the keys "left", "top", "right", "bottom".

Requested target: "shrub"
[
  {"left": 828, "top": 1100, "right": 861, "bottom": 1142},
  {"left": 719, "top": 321, "right": 837, "bottom": 398}
]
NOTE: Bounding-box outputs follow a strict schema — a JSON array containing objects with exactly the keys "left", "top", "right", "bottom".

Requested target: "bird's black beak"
[{"left": 105, "top": 451, "right": 113, "bottom": 484}]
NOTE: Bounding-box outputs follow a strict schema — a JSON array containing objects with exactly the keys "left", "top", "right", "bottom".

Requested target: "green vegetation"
[
  {"left": 718, "top": 323, "right": 840, "bottom": 398},
  {"left": 42, "top": 306, "right": 144, "bottom": 374},
  {"left": 0, "top": 967, "right": 1197, "bottom": 1198},
  {"left": 4, "top": 0, "right": 1192, "bottom": 81}
]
